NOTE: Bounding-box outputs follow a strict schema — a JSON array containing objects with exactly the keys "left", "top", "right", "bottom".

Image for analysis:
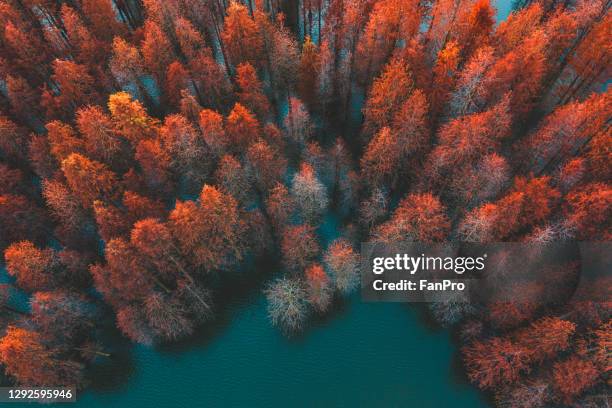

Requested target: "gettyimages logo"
[
  {"left": 361, "top": 241, "right": 609, "bottom": 304},
  {"left": 369, "top": 251, "right": 487, "bottom": 295},
  {"left": 371, "top": 253, "right": 487, "bottom": 275}
]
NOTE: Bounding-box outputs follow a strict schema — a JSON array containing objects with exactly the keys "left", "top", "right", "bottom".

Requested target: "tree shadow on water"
[
  {"left": 284, "top": 294, "right": 352, "bottom": 345},
  {"left": 86, "top": 328, "right": 136, "bottom": 392},
  {"left": 157, "top": 256, "right": 280, "bottom": 354}
]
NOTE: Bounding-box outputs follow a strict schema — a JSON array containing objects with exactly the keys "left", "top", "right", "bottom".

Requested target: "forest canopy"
[{"left": 0, "top": 0, "right": 609, "bottom": 406}]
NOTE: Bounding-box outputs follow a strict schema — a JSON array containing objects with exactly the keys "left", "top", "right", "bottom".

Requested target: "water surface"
[{"left": 73, "top": 295, "right": 488, "bottom": 408}]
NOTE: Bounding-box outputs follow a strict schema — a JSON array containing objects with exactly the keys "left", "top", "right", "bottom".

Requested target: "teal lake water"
[
  {"left": 73, "top": 295, "right": 488, "bottom": 408},
  {"left": 4, "top": 261, "right": 489, "bottom": 407}
]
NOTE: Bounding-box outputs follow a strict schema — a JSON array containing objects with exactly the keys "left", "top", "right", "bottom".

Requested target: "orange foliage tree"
[
  {"left": 169, "top": 185, "right": 245, "bottom": 271},
  {"left": 0, "top": 326, "right": 83, "bottom": 386},
  {"left": 4, "top": 241, "right": 58, "bottom": 292},
  {"left": 362, "top": 58, "right": 413, "bottom": 139},
  {"left": 221, "top": 2, "right": 264, "bottom": 70},
  {"left": 374, "top": 193, "right": 451, "bottom": 243}
]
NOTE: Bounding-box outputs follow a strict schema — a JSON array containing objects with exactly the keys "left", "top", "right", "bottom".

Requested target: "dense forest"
[{"left": 0, "top": 0, "right": 609, "bottom": 406}]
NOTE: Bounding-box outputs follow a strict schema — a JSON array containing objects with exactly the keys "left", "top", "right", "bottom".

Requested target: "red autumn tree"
[
  {"left": 135, "top": 139, "right": 174, "bottom": 196},
  {"left": 449, "top": 153, "right": 510, "bottom": 207},
  {"left": 373, "top": 193, "right": 451, "bottom": 243},
  {"left": 115, "top": 305, "right": 156, "bottom": 345},
  {"left": 397, "top": 37, "right": 430, "bottom": 90},
  {"left": 323, "top": 239, "right": 359, "bottom": 295},
  {"left": 144, "top": 292, "right": 194, "bottom": 342},
  {"left": 93, "top": 201, "right": 131, "bottom": 242},
  {"left": 553, "top": 356, "right": 600, "bottom": 404},
  {"left": 265, "top": 182, "right": 295, "bottom": 232},
  {"left": 0, "top": 195, "right": 48, "bottom": 250},
  {"left": 174, "top": 17, "right": 209, "bottom": 61},
  {"left": 459, "top": 176, "right": 560, "bottom": 241},
  {"left": 557, "top": 158, "right": 585, "bottom": 192},
  {"left": 226, "top": 103, "right": 261, "bottom": 153},
  {"left": 281, "top": 225, "right": 320, "bottom": 274},
  {"left": 454, "top": 0, "right": 494, "bottom": 61},
  {"left": 0, "top": 326, "right": 83, "bottom": 387},
  {"left": 3, "top": 22, "right": 49, "bottom": 76},
  {"left": 564, "top": 182, "right": 611, "bottom": 240},
  {"left": 108, "top": 92, "right": 160, "bottom": 143},
  {"left": 61, "top": 153, "right": 120, "bottom": 209},
  {"left": 160, "top": 113, "right": 211, "bottom": 187},
  {"left": 91, "top": 238, "right": 154, "bottom": 308},
  {"left": 482, "top": 29, "right": 549, "bottom": 117},
  {"left": 463, "top": 337, "right": 529, "bottom": 389},
  {"left": 246, "top": 139, "right": 287, "bottom": 192},
  {"left": 46, "top": 120, "right": 84, "bottom": 163},
  {"left": 430, "top": 40, "right": 461, "bottom": 120},
  {"left": 5, "top": 75, "right": 40, "bottom": 123},
  {"left": 141, "top": 20, "right": 175, "bottom": 85},
  {"left": 221, "top": 2, "right": 264, "bottom": 70},
  {"left": 305, "top": 263, "right": 332, "bottom": 312},
  {"left": 42, "top": 179, "right": 91, "bottom": 239},
  {"left": 361, "top": 127, "right": 401, "bottom": 189},
  {"left": 61, "top": 4, "right": 109, "bottom": 68},
  {"left": 424, "top": 95, "right": 511, "bottom": 190},
  {"left": 0, "top": 116, "right": 29, "bottom": 163},
  {"left": 28, "top": 134, "right": 57, "bottom": 179},
  {"left": 199, "top": 108, "right": 227, "bottom": 156},
  {"left": 267, "top": 15, "right": 299, "bottom": 93},
  {"left": 109, "top": 38, "right": 152, "bottom": 101},
  {"left": 165, "top": 61, "right": 191, "bottom": 109},
  {"left": 76, "top": 105, "right": 126, "bottom": 169},
  {"left": 30, "top": 291, "right": 97, "bottom": 344},
  {"left": 123, "top": 191, "right": 165, "bottom": 224},
  {"left": 521, "top": 91, "right": 610, "bottom": 174},
  {"left": 4, "top": 241, "right": 58, "bottom": 292},
  {"left": 540, "top": 7, "right": 578, "bottom": 74},
  {"left": 515, "top": 317, "right": 576, "bottom": 362},
  {"left": 81, "top": 0, "right": 126, "bottom": 41},
  {"left": 449, "top": 46, "right": 495, "bottom": 117},
  {"left": 44, "top": 59, "right": 99, "bottom": 119},
  {"left": 495, "top": 3, "right": 543, "bottom": 54},
  {"left": 391, "top": 89, "right": 430, "bottom": 158},
  {"left": 188, "top": 51, "right": 233, "bottom": 110},
  {"left": 291, "top": 162, "right": 329, "bottom": 224},
  {"left": 141, "top": 0, "right": 180, "bottom": 35},
  {"left": 297, "top": 36, "right": 320, "bottom": 107},
  {"left": 284, "top": 97, "right": 313, "bottom": 149},
  {"left": 355, "top": 0, "right": 420, "bottom": 85},
  {"left": 362, "top": 58, "right": 413, "bottom": 139},
  {"left": 504, "top": 176, "right": 561, "bottom": 230},
  {"left": 560, "top": 12, "right": 611, "bottom": 105},
  {"left": 169, "top": 185, "right": 244, "bottom": 271},
  {"left": 130, "top": 218, "right": 185, "bottom": 281},
  {"left": 236, "top": 62, "right": 271, "bottom": 121},
  {"left": 426, "top": 0, "right": 463, "bottom": 56},
  {"left": 214, "top": 154, "right": 254, "bottom": 206}
]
